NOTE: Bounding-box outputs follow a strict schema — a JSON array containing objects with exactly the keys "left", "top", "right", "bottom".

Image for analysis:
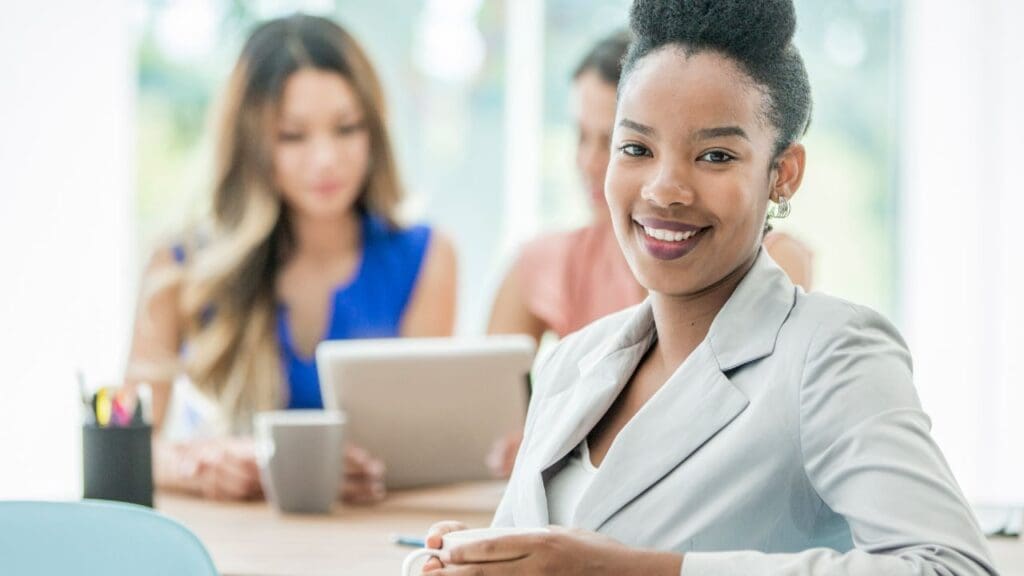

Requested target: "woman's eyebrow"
[
  {"left": 691, "top": 126, "right": 749, "bottom": 142},
  {"left": 618, "top": 118, "right": 656, "bottom": 137}
]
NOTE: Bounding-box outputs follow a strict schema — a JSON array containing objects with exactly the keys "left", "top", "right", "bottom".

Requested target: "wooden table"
[
  {"left": 157, "top": 482, "right": 504, "bottom": 576},
  {"left": 159, "top": 483, "right": 1024, "bottom": 576}
]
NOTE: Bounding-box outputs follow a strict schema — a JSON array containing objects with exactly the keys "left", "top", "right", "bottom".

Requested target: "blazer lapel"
[
  {"left": 515, "top": 303, "right": 657, "bottom": 526},
  {"left": 572, "top": 250, "right": 797, "bottom": 531},
  {"left": 572, "top": 342, "right": 748, "bottom": 531}
]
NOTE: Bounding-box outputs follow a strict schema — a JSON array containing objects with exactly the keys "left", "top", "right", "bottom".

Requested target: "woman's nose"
[
  {"left": 640, "top": 163, "right": 695, "bottom": 207},
  {"left": 309, "top": 135, "right": 338, "bottom": 169}
]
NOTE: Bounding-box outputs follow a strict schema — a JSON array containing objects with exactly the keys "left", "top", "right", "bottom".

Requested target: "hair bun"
[{"left": 630, "top": 0, "right": 796, "bottom": 60}]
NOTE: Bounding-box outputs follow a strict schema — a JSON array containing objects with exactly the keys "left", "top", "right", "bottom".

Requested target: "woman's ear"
[{"left": 771, "top": 143, "right": 806, "bottom": 203}]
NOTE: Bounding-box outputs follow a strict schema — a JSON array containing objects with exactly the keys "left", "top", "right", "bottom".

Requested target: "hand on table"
[
  {"left": 421, "top": 524, "right": 640, "bottom": 575},
  {"left": 339, "top": 444, "right": 386, "bottom": 504},
  {"left": 182, "top": 438, "right": 263, "bottom": 501}
]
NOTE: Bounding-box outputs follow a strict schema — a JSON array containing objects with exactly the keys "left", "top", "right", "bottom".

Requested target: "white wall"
[
  {"left": 0, "top": 1, "right": 136, "bottom": 498},
  {"left": 902, "top": 0, "right": 1024, "bottom": 504}
]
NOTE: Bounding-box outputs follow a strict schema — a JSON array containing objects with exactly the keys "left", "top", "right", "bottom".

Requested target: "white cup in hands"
[
  {"left": 254, "top": 410, "right": 345, "bottom": 514},
  {"left": 401, "top": 527, "right": 550, "bottom": 575}
]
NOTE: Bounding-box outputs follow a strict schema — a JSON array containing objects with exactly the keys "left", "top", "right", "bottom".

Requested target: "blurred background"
[{"left": 1, "top": 0, "right": 1021, "bottom": 505}]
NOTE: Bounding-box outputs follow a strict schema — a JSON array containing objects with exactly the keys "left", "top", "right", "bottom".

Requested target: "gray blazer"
[{"left": 493, "top": 251, "right": 997, "bottom": 575}]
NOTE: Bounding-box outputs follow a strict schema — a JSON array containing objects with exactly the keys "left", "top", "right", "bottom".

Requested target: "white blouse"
[{"left": 545, "top": 440, "right": 599, "bottom": 526}]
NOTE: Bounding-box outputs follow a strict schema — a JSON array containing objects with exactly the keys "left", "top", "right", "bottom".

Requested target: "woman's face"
[
  {"left": 573, "top": 69, "right": 618, "bottom": 211},
  {"left": 605, "top": 48, "right": 803, "bottom": 297},
  {"left": 273, "top": 68, "right": 371, "bottom": 221}
]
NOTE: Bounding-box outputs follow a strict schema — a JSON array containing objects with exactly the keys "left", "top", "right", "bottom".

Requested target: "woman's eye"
[
  {"left": 277, "top": 132, "right": 305, "bottom": 143},
  {"left": 698, "top": 150, "right": 735, "bottom": 163},
  {"left": 335, "top": 122, "right": 365, "bottom": 136},
  {"left": 619, "top": 143, "right": 651, "bottom": 158}
]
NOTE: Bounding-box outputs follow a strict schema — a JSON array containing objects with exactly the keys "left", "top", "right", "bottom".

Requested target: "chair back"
[{"left": 0, "top": 499, "right": 218, "bottom": 576}]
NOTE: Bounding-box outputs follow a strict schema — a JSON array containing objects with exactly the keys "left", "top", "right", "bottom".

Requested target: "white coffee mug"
[{"left": 401, "top": 527, "right": 549, "bottom": 576}]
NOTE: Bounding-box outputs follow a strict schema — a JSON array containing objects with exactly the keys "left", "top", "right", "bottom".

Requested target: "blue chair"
[{"left": 0, "top": 499, "right": 218, "bottom": 575}]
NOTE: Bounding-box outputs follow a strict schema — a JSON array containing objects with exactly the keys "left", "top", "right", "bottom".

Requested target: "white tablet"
[{"left": 315, "top": 336, "right": 535, "bottom": 489}]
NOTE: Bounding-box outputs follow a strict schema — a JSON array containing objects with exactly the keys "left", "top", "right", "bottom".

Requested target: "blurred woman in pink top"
[{"left": 489, "top": 31, "right": 812, "bottom": 343}]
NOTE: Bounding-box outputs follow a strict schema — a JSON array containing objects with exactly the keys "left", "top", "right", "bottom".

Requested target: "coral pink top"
[{"left": 516, "top": 221, "right": 647, "bottom": 338}]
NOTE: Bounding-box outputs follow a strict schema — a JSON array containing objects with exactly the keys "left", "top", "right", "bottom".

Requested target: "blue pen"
[{"left": 390, "top": 534, "right": 426, "bottom": 548}]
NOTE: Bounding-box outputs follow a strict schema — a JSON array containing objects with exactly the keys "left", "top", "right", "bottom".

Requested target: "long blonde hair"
[{"left": 173, "top": 14, "right": 403, "bottom": 429}]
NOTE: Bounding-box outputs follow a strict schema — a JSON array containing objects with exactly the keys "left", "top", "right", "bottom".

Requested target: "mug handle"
[{"left": 401, "top": 547, "right": 442, "bottom": 576}]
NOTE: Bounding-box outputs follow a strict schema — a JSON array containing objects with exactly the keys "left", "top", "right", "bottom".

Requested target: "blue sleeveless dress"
[{"left": 174, "top": 212, "right": 432, "bottom": 410}]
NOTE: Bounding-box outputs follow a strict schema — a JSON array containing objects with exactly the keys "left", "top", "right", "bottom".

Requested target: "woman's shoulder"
[
  {"left": 783, "top": 291, "right": 911, "bottom": 383},
  {"left": 513, "top": 223, "right": 612, "bottom": 286},
  {"left": 363, "top": 212, "right": 427, "bottom": 240},
  {"left": 361, "top": 213, "right": 436, "bottom": 262},
  {"left": 763, "top": 230, "right": 814, "bottom": 290},
  {"left": 791, "top": 291, "right": 901, "bottom": 339}
]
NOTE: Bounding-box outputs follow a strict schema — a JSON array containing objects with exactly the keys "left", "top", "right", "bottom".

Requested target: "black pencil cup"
[{"left": 82, "top": 424, "right": 154, "bottom": 507}]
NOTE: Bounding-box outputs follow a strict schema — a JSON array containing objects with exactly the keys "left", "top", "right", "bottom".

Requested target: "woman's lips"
[
  {"left": 634, "top": 219, "right": 708, "bottom": 261},
  {"left": 311, "top": 181, "right": 343, "bottom": 196}
]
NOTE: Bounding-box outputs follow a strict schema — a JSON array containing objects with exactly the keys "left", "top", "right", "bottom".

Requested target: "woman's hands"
[
  {"left": 421, "top": 524, "right": 682, "bottom": 576},
  {"left": 174, "top": 438, "right": 263, "bottom": 501},
  {"left": 422, "top": 521, "right": 470, "bottom": 572},
  {"left": 339, "top": 444, "right": 386, "bottom": 503},
  {"left": 165, "top": 439, "right": 385, "bottom": 504}
]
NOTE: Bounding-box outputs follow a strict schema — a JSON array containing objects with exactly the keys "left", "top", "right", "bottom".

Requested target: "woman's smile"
[{"left": 633, "top": 217, "right": 709, "bottom": 261}]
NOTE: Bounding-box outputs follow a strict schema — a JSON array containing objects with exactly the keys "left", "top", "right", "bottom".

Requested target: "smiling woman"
[
  {"left": 606, "top": 49, "right": 805, "bottom": 296},
  {"left": 420, "top": 1, "right": 995, "bottom": 575}
]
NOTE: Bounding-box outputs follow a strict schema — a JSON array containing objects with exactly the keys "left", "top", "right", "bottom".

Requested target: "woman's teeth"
[{"left": 642, "top": 226, "right": 699, "bottom": 242}]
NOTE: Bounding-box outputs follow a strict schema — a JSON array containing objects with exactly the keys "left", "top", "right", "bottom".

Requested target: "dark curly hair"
[{"left": 624, "top": 0, "right": 812, "bottom": 157}]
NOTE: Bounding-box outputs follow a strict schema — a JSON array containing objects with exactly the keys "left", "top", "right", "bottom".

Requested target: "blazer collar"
[
  {"left": 533, "top": 302, "right": 657, "bottom": 473},
  {"left": 514, "top": 305, "right": 656, "bottom": 527},
  {"left": 573, "top": 247, "right": 797, "bottom": 377},
  {"left": 706, "top": 248, "right": 797, "bottom": 372},
  {"left": 516, "top": 249, "right": 797, "bottom": 529}
]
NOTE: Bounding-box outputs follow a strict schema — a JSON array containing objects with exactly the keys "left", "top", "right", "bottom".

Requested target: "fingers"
[
  {"left": 345, "top": 445, "right": 386, "bottom": 481},
  {"left": 340, "top": 475, "right": 385, "bottom": 504},
  {"left": 340, "top": 443, "right": 386, "bottom": 504},
  {"left": 444, "top": 535, "right": 538, "bottom": 565},
  {"left": 196, "top": 443, "right": 262, "bottom": 501},
  {"left": 346, "top": 456, "right": 385, "bottom": 481},
  {"left": 485, "top": 438, "right": 507, "bottom": 478},
  {"left": 429, "top": 559, "right": 522, "bottom": 575},
  {"left": 422, "top": 557, "right": 444, "bottom": 573},
  {"left": 425, "top": 521, "right": 468, "bottom": 549},
  {"left": 488, "top": 432, "right": 523, "bottom": 479},
  {"left": 345, "top": 444, "right": 366, "bottom": 467},
  {"left": 498, "top": 440, "right": 518, "bottom": 478},
  {"left": 221, "top": 445, "right": 262, "bottom": 499}
]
